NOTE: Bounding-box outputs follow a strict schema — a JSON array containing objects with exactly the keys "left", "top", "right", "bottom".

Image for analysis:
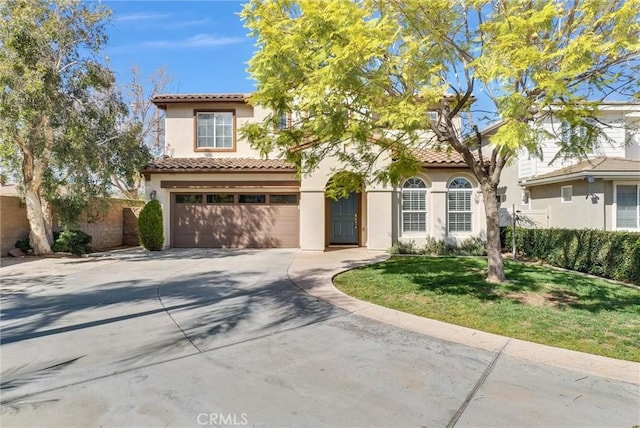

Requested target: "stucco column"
[
  {"left": 299, "top": 190, "right": 326, "bottom": 251},
  {"left": 366, "top": 188, "right": 394, "bottom": 250},
  {"left": 431, "top": 190, "right": 448, "bottom": 240}
]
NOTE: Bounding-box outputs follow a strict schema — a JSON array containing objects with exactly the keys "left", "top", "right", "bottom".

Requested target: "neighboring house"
[
  {"left": 496, "top": 103, "right": 640, "bottom": 231},
  {"left": 143, "top": 93, "right": 488, "bottom": 250}
]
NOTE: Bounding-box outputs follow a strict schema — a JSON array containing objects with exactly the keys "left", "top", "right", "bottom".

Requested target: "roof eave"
[
  {"left": 520, "top": 170, "right": 640, "bottom": 187},
  {"left": 141, "top": 168, "right": 296, "bottom": 174}
]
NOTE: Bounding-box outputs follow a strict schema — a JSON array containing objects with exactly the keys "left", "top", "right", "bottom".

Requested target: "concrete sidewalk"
[{"left": 287, "top": 248, "right": 640, "bottom": 386}]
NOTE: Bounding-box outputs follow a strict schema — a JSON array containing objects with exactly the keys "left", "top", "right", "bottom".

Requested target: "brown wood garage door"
[{"left": 171, "top": 192, "right": 299, "bottom": 248}]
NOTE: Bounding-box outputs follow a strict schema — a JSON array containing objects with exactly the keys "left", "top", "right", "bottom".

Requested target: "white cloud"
[
  {"left": 165, "top": 18, "right": 211, "bottom": 29},
  {"left": 117, "top": 12, "right": 170, "bottom": 22},
  {"left": 140, "top": 34, "right": 244, "bottom": 49}
]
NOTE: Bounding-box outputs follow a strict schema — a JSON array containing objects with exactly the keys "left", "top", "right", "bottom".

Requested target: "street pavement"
[{"left": 0, "top": 248, "right": 638, "bottom": 427}]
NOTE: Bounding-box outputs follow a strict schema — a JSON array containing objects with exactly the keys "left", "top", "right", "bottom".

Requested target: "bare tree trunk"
[
  {"left": 24, "top": 182, "right": 52, "bottom": 255},
  {"left": 481, "top": 182, "right": 506, "bottom": 282},
  {"left": 41, "top": 198, "right": 55, "bottom": 243},
  {"left": 21, "top": 128, "right": 53, "bottom": 255}
]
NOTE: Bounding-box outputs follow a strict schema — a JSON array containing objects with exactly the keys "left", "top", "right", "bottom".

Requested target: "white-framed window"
[
  {"left": 196, "top": 111, "right": 233, "bottom": 149},
  {"left": 402, "top": 177, "right": 427, "bottom": 233},
  {"left": 496, "top": 193, "right": 507, "bottom": 204},
  {"left": 615, "top": 184, "right": 639, "bottom": 230},
  {"left": 522, "top": 190, "right": 531, "bottom": 209},
  {"left": 448, "top": 177, "right": 473, "bottom": 233},
  {"left": 276, "top": 110, "right": 290, "bottom": 130},
  {"left": 561, "top": 185, "right": 573, "bottom": 203}
]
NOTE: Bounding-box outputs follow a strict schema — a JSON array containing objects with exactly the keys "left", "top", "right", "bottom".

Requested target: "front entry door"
[{"left": 329, "top": 192, "right": 359, "bottom": 245}]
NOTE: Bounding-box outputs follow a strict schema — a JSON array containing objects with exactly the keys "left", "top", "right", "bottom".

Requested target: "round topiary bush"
[{"left": 137, "top": 199, "right": 164, "bottom": 251}]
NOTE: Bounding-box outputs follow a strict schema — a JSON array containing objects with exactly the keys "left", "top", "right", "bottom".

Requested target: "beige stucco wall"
[
  {"left": 164, "top": 102, "right": 271, "bottom": 158},
  {"left": 298, "top": 153, "right": 394, "bottom": 251}
]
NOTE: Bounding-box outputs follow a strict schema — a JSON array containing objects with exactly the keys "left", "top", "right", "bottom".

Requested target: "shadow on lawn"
[{"left": 369, "top": 256, "right": 640, "bottom": 313}]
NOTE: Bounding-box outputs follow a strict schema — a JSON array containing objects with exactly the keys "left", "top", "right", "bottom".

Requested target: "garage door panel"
[{"left": 172, "top": 197, "right": 299, "bottom": 248}]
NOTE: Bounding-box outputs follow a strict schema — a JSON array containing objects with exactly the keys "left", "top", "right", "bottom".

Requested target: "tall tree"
[
  {"left": 0, "top": 0, "right": 150, "bottom": 255},
  {"left": 241, "top": 0, "right": 640, "bottom": 282},
  {"left": 113, "top": 65, "right": 171, "bottom": 200}
]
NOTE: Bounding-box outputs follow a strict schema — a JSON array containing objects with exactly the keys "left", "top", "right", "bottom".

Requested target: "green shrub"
[
  {"left": 389, "top": 240, "right": 417, "bottom": 254},
  {"left": 503, "top": 227, "right": 640, "bottom": 285},
  {"left": 52, "top": 229, "right": 92, "bottom": 255},
  {"left": 137, "top": 199, "right": 164, "bottom": 251},
  {"left": 15, "top": 236, "right": 33, "bottom": 254},
  {"left": 421, "top": 237, "right": 448, "bottom": 255},
  {"left": 390, "top": 237, "right": 487, "bottom": 256},
  {"left": 457, "top": 237, "right": 487, "bottom": 256}
]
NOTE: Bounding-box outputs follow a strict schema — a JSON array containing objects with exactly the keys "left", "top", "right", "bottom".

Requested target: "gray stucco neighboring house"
[
  {"left": 518, "top": 157, "right": 640, "bottom": 231},
  {"left": 494, "top": 103, "right": 640, "bottom": 232}
]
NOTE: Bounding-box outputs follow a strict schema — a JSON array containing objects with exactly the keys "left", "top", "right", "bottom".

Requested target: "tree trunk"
[
  {"left": 24, "top": 182, "right": 53, "bottom": 255},
  {"left": 481, "top": 182, "right": 506, "bottom": 283},
  {"left": 21, "top": 142, "right": 53, "bottom": 255},
  {"left": 41, "top": 197, "right": 55, "bottom": 243}
]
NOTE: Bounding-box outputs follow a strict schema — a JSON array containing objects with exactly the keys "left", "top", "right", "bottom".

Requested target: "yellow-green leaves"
[{"left": 242, "top": 0, "right": 639, "bottom": 180}]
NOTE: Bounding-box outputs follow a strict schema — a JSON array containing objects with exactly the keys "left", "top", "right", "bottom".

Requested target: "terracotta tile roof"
[
  {"left": 142, "top": 157, "right": 296, "bottom": 173},
  {"left": 412, "top": 148, "right": 476, "bottom": 167},
  {"left": 415, "top": 148, "right": 466, "bottom": 165},
  {"left": 530, "top": 157, "right": 640, "bottom": 180},
  {"left": 151, "top": 93, "right": 250, "bottom": 105}
]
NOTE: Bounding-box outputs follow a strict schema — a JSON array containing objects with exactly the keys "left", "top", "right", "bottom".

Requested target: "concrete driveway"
[{"left": 0, "top": 248, "right": 638, "bottom": 427}]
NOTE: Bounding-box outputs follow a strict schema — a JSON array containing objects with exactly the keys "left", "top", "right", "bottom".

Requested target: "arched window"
[
  {"left": 448, "top": 177, "right": 473, "bottom": 233},
  {"left": 402, "top": 177, "right": 427, "bottom": 233}
]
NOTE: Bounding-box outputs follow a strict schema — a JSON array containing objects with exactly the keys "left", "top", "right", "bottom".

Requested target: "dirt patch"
[{"left": 504, "top": 290, "right": 579, "bottom": 307}]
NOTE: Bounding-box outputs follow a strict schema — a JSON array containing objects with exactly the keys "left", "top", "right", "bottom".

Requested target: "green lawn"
[{"left": 334, "top": 257, "right": 640, "bottom": 362}]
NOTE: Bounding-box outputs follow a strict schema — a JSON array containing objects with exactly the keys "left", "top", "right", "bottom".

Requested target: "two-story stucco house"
[
  {"left": 142, "top": 93, "right": 488, "bottom": 250},
  {"left": 496, "top": 103, "right": 640, "bottom": 231}
]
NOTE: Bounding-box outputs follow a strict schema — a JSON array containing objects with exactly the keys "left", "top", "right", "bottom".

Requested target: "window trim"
[
  {"left": 275, "top": 110, "right": 292, "bottom": 131},
  {"left": 401, "top": 177, "right": 428, "bottom": 234},
  {"left": 194, "top": 109, "right": 236, "bottom": 152},
  {"left": 613, "top": 182, "right": 640, "bottom": 231},
  {"left": 206, "top": 193, "right": 235, "bottom": 204},
  {"left": 447, "top": 177, "right": 473, "bottom": 234},
  {"left": 561, "top": 185, "right": 573, "bottom": 203},
  {"left": 268, "top": 193, "right": 299, "bottom": 205}
]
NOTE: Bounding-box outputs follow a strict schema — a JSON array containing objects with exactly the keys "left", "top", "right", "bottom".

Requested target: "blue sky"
[{"left": 104, "top": 0, "right": 255, "bottom": 94}]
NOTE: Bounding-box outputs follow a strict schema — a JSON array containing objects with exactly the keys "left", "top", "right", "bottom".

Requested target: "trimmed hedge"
[
  {"left": 138, "top": 199, "right": 164, "bottom": 251},
  {"left": 502, "top": 227, "right": 640, "bottom": 285},
  {"left": 52, "top": 229, "right": 93, "bottom": 255}
]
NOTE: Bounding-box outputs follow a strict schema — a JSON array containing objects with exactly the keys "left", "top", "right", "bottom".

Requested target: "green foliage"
[
  {"left": 241, "top": 0, "right": 640, "bottom": 282},
  {"left": 0, "top": 0, "right": 152, "bottom": 247},
  {"left": 137, "top": 199, "right": 164, "bottom": 251},
  {"left": 15, "top": 236, "right": 32, "bottom": 254},
  {"left": 390, "top": 237, "right": 487, "bottom": 256},
  {"left": 389, "top": 240, "right": 418, "bottom": 255},
  {"left": 503, "top": 227, "right": 640, "bottom": 285},
  {"left": 52, "top": 229, "right": 93, "bottom": 256},
  {"left": 51, "top": 195, "right": 110, "bottom": 230}
]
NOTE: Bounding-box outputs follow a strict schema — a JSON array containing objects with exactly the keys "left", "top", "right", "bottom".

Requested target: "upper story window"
[
  {"left": 276, "top": 110, "right": 290, "bottom": 130},
  {"left": 196, "top": 111, "right": 233, "bottom": 150},
  {"left": 402, "top": 177, "right": 427, "bottom": 233},
  {"left": 448, "top": 177, "right": 473, "bottom": 233}
]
